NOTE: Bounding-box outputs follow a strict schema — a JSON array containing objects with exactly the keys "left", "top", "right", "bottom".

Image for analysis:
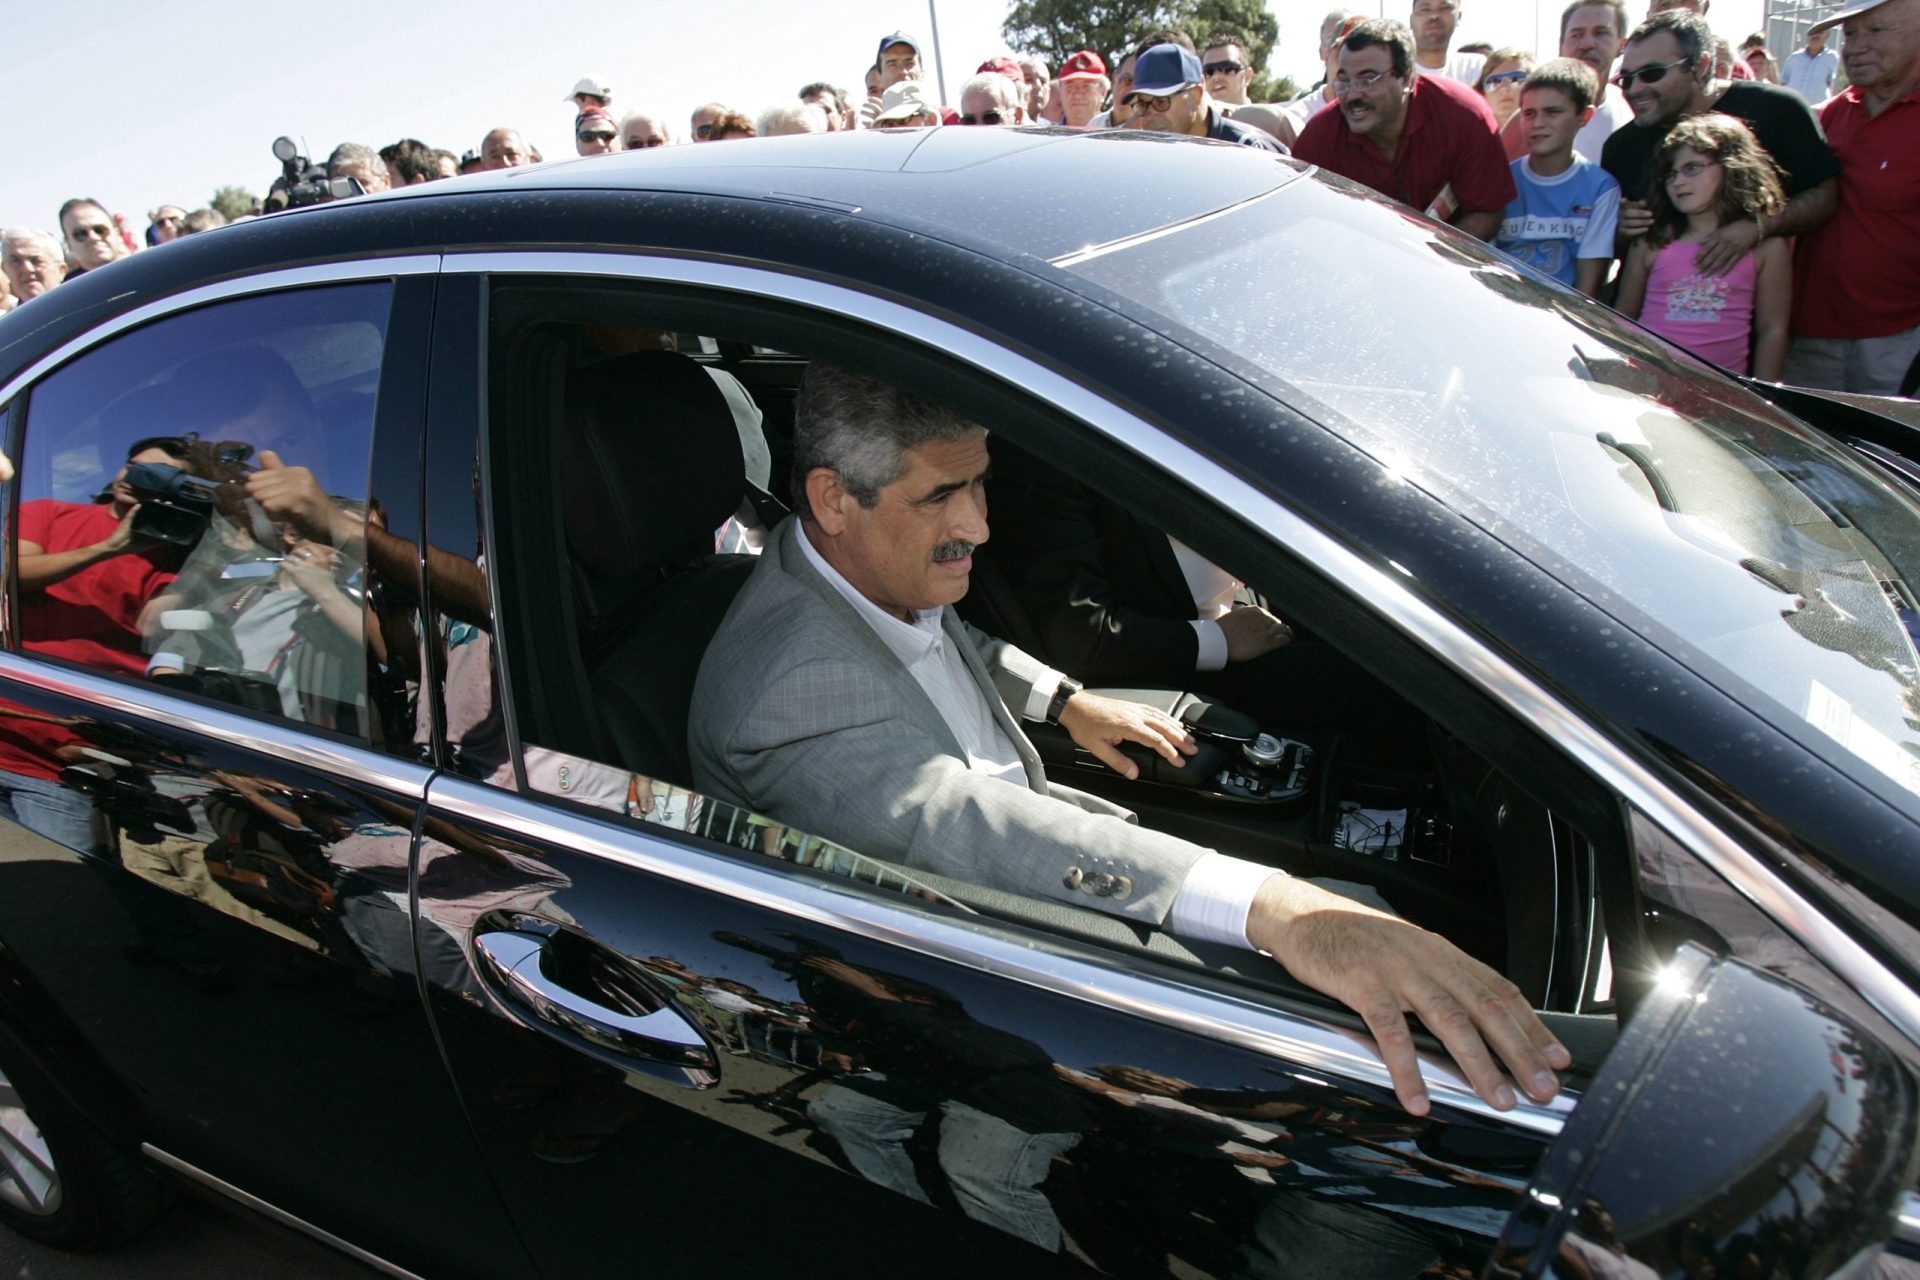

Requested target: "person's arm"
[
  {"left": 1449, "top": 208, "right": 1503, "bottom": 240},
  {"left": 1614, "top": 239, "right": 1656, "bottom": 320},
  {"left": 1694, "top": 177, "right": 1838, "bottom": 275},
  {"left": 1574, "top": 258, "right": 1608, "bottom": 297},
  {"left": 1749, "top": 238, "right": 1792, "bottom": 381},
  {"left": 1575, "top": 181, "right": 1621, "bottom": 298},
  {"left": 15, "top": 515, "right": 144, "bottom": 592}
]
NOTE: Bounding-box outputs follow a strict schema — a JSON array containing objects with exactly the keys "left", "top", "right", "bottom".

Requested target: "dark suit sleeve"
[{"left": 989, "top": 455, "right": 1200, "bottom": 686}]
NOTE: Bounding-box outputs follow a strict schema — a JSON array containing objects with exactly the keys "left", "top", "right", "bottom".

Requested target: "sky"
[{"left": 1, "top": 0, "right": 1762, "bottom": 239}]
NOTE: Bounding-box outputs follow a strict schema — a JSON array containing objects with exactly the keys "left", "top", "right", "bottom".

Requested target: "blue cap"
[
  {"left": 875, "top": 32, "right": 920, "bottom": 65},
  {"left": 1130, "top": 44, "right": 1204, "bottom": 96}
]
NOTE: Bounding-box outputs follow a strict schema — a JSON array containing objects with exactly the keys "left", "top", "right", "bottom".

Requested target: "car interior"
[{"left": 482, "top": 284, "right": 1642, "bottom": 1074}]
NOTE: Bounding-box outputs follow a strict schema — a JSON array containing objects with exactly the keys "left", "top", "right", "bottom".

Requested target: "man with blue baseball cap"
[{"left": 1122, "top": 43, "right": 1289, "bottom": 151}]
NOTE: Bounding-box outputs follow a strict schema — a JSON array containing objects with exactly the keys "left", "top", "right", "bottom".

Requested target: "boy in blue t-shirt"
[{"left": 1495, "top": 59, "right": 1620, "bottom": 297}]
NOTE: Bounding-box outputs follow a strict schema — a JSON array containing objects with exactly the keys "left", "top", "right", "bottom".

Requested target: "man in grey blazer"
[{"left": 689, "top": 364, "right": 1569, "bottom": 1117}]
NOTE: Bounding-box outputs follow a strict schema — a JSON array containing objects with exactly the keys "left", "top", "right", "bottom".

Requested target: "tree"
[
  {"left": 210, "top": 186, "right": 257, "bottom": 221},
  {"left": 1002, "top": 0, "right": 1284, "bottom": 94}
]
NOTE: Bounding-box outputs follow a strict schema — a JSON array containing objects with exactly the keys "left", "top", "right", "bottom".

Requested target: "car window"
[
  {"left": 12, "top": 284, "right": 392, "bottom": 739},
  {"left": 1064, "top": 179, "right": 1920, "bottom": 813},
  {"left": 468, "top": 282, "right": 1626, "bottom": 1042}
]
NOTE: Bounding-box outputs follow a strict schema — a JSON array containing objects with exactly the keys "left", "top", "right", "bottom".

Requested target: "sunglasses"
[
  {"left": 69, "top": 224, "right": 114, "bottom": 242},
  {"left": 1483, "top": 69, "right": 1529, "bottom": 86},
  {"left": 1612, "top": 57, "right": 1691, "bottom": 89},
  {"left": 694, "top": 122, "right": 715, "bottom": 139},
  {"left": 1125, "top": 92, "right": 1180, "bottom": 114},
  {"left": 626, "top": 136, "right": 667, "bottom": 148},
  {"left": 578, "top": 131, "right": 616, "bottom": 143},
  {"left": 1203, "top": 60, "right": 1245, "bottom": 76},
  {"left": 959, "top": 110, "right": 1006, "bottom": 125}
]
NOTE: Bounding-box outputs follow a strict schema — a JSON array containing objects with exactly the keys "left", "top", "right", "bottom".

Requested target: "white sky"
[{"left": 1, "top": 0, "right": 1760, "bottom": 238}]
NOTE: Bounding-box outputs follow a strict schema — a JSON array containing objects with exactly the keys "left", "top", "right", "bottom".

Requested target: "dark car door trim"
[
  {"left": 0, "top": 651, "right": 432, "bottom": 800},
  {"left": 443, "top": 248, "right": 1920, "bottom": 1060},
  {"left": 0, "top": 256, "right": 441, "bottom": 408},
  {"left": 141, "top": 1144, "right": 425, "bottom": 1280},
  {"left": 428, "top": 772, "right": 1571, "bottom": 1134}
]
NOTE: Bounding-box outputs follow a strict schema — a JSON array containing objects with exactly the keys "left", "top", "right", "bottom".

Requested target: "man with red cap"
[{"left": 1057, "top": 51, "right": 1111, "bottom": 127}]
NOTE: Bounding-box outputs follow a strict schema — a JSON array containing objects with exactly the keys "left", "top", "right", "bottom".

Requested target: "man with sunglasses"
[
  {"left": 620, "top": 112, "right": 676, "bottom": 150},
  {"left": 1293, "top": 19, "right": 1515, "bottom": 239},
  {"left": 1600, "top": 9, "right": 1837, "bottom": 274},
  {"left": 1120, "top": 44, "right": 1287, "bottom": 152},
  {"left": 58, "top": 198, "right": 129, "bottom": 278},
  {"left": 958, "top": 73, "right": 1027, "bottom": 127},
  {"left": 1201, "top": 32, "right": 1255, "bottom": 106}
]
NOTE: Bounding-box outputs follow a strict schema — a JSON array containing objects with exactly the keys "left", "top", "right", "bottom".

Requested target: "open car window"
[{"left": 468, "top": 279, "right": 1639, "bottom": 1053}]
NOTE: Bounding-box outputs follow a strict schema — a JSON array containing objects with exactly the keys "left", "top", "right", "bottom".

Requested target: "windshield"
[{"left": 1064, "top": 177, "right": 1920, "bottom": 806}]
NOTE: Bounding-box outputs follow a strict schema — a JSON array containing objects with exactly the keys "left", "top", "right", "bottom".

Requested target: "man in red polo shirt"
[
  {"left": 1786, "top": 0, "right": 1920, "bottom": 397},
  {"left": 1292, "top": 18, "right": 1516, "bottom": 238}
]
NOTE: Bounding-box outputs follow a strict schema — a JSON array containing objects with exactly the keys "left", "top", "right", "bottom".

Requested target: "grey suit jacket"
[{"left": 688, "top": 518, "right": 1207, "bottom": 924}]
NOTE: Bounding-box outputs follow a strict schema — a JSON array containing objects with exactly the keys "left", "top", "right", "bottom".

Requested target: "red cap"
[
  {"left": 976, "top": 56, "right": 1026, "bottom": 83},
  {"left": 939, "top": 106, "right": 961, "bottom": 125},
  {"left": 1058, "top": 50, "right": 1107, "bottom": 80}
]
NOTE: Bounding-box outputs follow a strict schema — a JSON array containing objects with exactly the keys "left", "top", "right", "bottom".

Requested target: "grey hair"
[
  {"left": 960, "top": 72, "right": 1023, "bottom": 113},
  {"left": 793, "top": 364, "right": 981, "bottom": 520},
  {"left": 1, "top": 227, "right": 63, "bottom": 261},
  {"left": 756, "top": 101, "right": 829, "bottom": 136},
  {"left": 326, "top": 142, "right": 388, "bottom": 180},
  {"left": 1320, "top": 8, "right": 1359, "bottom": 44},
  {"left": 619, "top": 110, "right": 676, "bottom": 144}
]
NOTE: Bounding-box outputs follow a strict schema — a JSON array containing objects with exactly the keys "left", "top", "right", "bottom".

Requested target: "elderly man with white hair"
[
  {"left": 957, "top": 72, "right": 1026, "bottom": 125},
  {"left": 620, "top": 111, "right": 676, "bottom": 149},
  {"left": 758, "top": 102, "right": 832, "bottom": 136},
  {"left": 326, "top": 143, "right": 390, "bottom": 195},
  {"left": 2, "top": 228, "right": 68, "bottom": 304}
]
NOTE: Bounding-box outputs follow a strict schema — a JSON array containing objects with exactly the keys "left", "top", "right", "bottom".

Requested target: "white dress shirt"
[
  {"left": 1169, "top": 536, "right": 1242, "bottom": 672},
  {"left": 797, "top": 525, "right": 1272, "bottom": 947}
]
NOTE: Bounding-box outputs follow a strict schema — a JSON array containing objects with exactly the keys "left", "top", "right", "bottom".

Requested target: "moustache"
[{"left": 932, "top": 540, "right": 977, "bottom": 563}]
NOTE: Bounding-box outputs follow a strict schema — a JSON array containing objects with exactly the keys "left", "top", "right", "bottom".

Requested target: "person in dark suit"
[
  {"left": 980, "top": 442, "right": 1418, "bottom": 738},
  {"left": 688, "top": 362, "right": 1569, "bottom": 1118}
]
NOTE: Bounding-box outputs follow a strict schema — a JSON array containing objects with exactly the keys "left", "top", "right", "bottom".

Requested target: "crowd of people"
[{"left": 2, "top": 0, "right": 1915, "bottom": 396}]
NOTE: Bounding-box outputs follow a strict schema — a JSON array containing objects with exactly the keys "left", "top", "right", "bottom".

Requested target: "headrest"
[{"left": 560, "top": 350, "right": 745, "bottom": 584}]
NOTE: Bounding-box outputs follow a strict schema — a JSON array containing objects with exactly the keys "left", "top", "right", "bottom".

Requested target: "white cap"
[
  {"left": 873, "top": 80, "right": 938, "bottom": 123},
  {"left": 565, "top": 74, "right": 612, "bottom": 102}
]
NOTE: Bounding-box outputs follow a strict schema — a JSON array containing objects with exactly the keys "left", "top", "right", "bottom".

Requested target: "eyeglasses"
[
  {"left": 1613, "top": 57, "right": 1691, "bottom": 89},
  {"left": 1203, "top": 60, "right": 1245, "bottom": 76},
  {"left": 693, "top": 122, "right": 715, "bottom": 139},
  {"left": 68, "top": 223, "right": 114, "bottom": 242},
  {"left": 958, "top": 110, "right": 1007, "bottom": 125},
  {"left": 1125, "top": 92, "right": 1180, "bottom": 114},
  {"left": 1333, "top": 69, "right": 1395, "bottom": 91},
  {"left": 1665, "top": 158, "right": 1720, "bottom": 181},
  {"left": 1483, "top": 69, "right": 1529, "bottom": 86},
  {"left": 578, "top": 131, "right": 616, "bottom": 143},
  {"left": 626, "top": 136, "right": 667, "bottom": 148}
]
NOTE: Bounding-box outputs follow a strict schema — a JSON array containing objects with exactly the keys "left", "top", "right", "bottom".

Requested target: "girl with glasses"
[
  {"left": 1473, "top": 48, "right": 1535, "bottom": 129},
  {"left": 1615, "top": 113, "right": 1791, "bottom": 379}
]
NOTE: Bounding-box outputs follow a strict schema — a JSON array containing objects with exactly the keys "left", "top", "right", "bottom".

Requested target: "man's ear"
[
  {"left": 805, "top": 468, "right": 851, "bottom": 535},
  {"left": 1579, "top": 104, "right": 1596, "bottom": 125}
]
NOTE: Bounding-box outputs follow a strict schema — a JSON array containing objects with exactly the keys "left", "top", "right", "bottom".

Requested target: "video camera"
[
  {"left": 262, "top": 136, "right": 362, "bottom": 213},
  {"left": 123, "top": 460, "right": 226, "bottom": 545}
]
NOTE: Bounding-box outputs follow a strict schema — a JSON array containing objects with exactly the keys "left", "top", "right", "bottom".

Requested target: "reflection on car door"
[{"left": 0, "top": 276, "right": 524, "bottom": 1277}]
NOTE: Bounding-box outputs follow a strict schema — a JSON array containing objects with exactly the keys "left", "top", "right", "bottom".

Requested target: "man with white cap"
[
  {"left": 871, "top": 81, "right": 941, "bottom": 129},
  {"left": 1787, "top": 0, "right": 1920, "bottom": 396},
  {"left": 1056, "top": 50, "right": 1111, "bottom": 127},
  {"left": 1119, "top": 43, "right": 1288, "bottom": 151},
  {"left": 566, "top": 74, "right": 613, "bottom": 114}
]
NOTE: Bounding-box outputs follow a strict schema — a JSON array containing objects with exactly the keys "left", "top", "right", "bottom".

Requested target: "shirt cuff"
[
  {"left": 1021, "top": 665, "right": 1071, "bottom": 721},
  {"left": 1192, "top": 618, "right": 1228, "bottom": 673},
  {"left": 1169, "top": 852, "right": 1283, "bottom": 950},
  {"left": 146, "top": 651, "right": 186, "bottom": 675}
]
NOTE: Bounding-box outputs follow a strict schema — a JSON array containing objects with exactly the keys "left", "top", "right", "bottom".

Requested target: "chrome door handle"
[{"left": 472, "top": 930, "right": 718, "bottom": 1087}]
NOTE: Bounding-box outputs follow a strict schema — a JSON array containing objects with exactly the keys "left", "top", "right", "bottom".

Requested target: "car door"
[
  {"left": 408, "top": 254, "right": 1920, "bottom": 1280},
  {"left": 0, "top": 268, "right": 526, "bottom": 1277}
]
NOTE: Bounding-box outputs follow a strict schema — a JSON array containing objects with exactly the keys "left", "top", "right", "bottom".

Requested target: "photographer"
[{"left": 16, "top": 436, "right": 194, "bottom": 670}]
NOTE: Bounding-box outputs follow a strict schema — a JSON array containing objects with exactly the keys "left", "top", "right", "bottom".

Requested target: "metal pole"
[{"left": 928, "top": 0, "right": 949, "bottom": 105}]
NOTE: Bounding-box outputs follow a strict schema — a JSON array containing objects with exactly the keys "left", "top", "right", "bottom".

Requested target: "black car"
[{"left": 1, "top": 127, "right": 1917, "bottom": 1279}]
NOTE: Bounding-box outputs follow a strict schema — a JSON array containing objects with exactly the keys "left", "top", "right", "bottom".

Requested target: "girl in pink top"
[{"left": 1616, "top": 114, "right": 1791, "bottom": 379}]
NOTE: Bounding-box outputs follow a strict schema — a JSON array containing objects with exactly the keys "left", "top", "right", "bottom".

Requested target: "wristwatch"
[{"left": 1045, "top": 676, "right": 1084, "bottom": 725}]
